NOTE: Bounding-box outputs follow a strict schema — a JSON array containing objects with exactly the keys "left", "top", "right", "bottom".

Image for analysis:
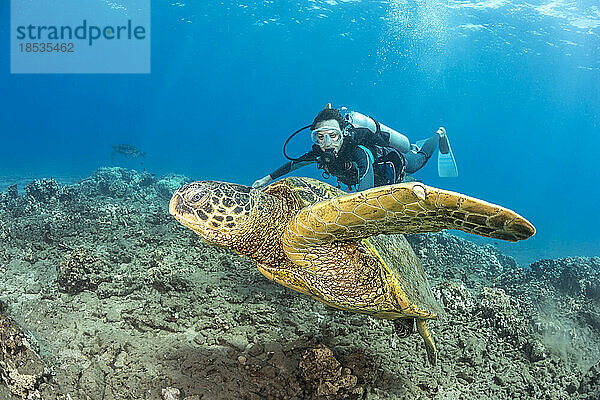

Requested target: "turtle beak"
[
  {"left": 169, "top": 192, "right": 182, "bottom": 219},
  {"left": 169, "top": 185, "right": 212, "bottom": 235},
  {"left": 169, "top": 191, "right": 197, "bottom": 228}
]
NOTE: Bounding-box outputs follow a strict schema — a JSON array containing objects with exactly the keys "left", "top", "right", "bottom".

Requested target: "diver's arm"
[
  {"left": 252, "top": 152, "right": 315, "bottom": 188},
  {"left": 356, "top": 146, "right": 375, "bottom": 191},
  {"left": 252, "top": 175, "right": 273, "bottom": 188},
  {"left": 270, "top": 159, "right": 314, "bottom": 179}
]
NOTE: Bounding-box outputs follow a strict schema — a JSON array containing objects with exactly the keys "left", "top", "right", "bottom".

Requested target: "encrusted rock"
[
  {"left": 145, "top": 264, "right": 191, "bottom": 294},
  {"left": 578, "top": 361, "right": 600, "bottom": 399},
  {"left": 433, "top": 281, "right": 475, "bottom": 313},
  {"left": 57, "top": 249, "right": 111, "bottom": 294},
  {"left": 530, "top": 258, "right": 600, "bottom": 300},
  {"left": 162, "top": 387, "right": 181, "bottom": 400},
  {"left": 25, "top": 179, "right": 60, "bottom": 203},
  {"left": 7, "top": 185, "right": 18, "bottom": 199},
  {"left": 73, "top": 167, "right": 189, "bottom": 201},
  {"left": 300, "top": 346, "right": 342, "bottom": 383},
  {"left": 407, "top": 232, "right": 517, "bottom": 288},
  {"left": 476, "top": 287, "right": 530, "bottom": 349},
  {"left": 155, "top": 174, "right": 189, "bottom": 200},
  {"left": 495, "top": 256, "right": 600, "bottom": 364},
  {"left": 299, "top": 345, "right": 361, "bottom": 399},
  {"left": 0, "top": 314, "right": 47, "bottom": 398}
]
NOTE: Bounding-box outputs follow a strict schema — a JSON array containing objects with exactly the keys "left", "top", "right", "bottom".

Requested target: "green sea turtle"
[
  {"left": 169, "top": 177, "right": 535, "bottom": 365},
  {"left": 111, "top": 144, "right": 146, "bottom": 160}
]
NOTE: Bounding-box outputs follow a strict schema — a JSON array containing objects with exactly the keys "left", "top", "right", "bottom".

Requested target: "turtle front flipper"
[
  {"left": 282, "top": 182, "right": 535, "bottom": 256},
  {"left": 393, "top": 318, "right": 415, "bottom": 338}
]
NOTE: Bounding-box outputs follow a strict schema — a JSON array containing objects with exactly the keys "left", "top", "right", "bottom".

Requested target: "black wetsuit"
[
  {"left": 270, "top": 127, "right": 439, "bottom": 191},
  {"left": 271, "top": 141, "right": 371, "bottom": 190}
]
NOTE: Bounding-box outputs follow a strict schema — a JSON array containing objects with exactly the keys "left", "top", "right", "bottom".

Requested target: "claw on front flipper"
[{"left": 416, "top": 319, "right": 437, "bottom": 366}]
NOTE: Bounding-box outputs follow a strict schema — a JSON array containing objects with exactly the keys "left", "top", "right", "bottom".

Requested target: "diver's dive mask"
[
  {"left": 311, "top": 126, "right": 343, "bottom": 148},
  {"left": 282, "top": 103, "right": 350, "bottom": 161}
]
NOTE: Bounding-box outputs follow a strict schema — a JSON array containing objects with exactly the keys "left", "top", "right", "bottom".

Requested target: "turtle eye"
[{"left": 187, "top": 189, "right": 208, "bottom": 204}]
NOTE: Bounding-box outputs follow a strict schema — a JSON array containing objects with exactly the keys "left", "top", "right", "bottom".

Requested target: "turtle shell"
[{"left": 271, "top": 177, "right": 442, "bottom": 318}]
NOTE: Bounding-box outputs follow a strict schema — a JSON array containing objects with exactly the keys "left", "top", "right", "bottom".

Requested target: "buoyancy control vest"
[{"left": 343, "top": 110, "right": 411, "bottom": 154}]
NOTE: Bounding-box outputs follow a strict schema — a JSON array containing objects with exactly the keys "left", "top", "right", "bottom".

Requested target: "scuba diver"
[{"left": 252, "top": 104, "right": 457, "bottom": 191}]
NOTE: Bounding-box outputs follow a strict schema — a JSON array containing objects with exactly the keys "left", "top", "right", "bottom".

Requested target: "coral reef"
[
  {"left": 433, "top": 281, "right": 474, "bottom": 313},
  {"left": 496, "top": 256, "right": 600, "bottom": 369},
  {"left": 73, "top": 167, "right": 188, "bottom": 201},
  {"left": 406, "top": 232, "right": 518, "bottom": 288},
  {"left": 0, "top": 167, "right": 597, "bottom": 399},
  {"left": 25, "top": 179, "right": 60, "bottom": 203}
]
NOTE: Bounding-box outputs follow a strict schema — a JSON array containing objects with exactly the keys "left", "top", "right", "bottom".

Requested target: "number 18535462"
[{"left": 19, "top": 43, "right": 74, "bottom": 53}]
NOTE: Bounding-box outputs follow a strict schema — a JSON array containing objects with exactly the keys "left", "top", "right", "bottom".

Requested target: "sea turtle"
[
  {"left": 111, "top": 144, "right": 146, "bottom": 160},
  {"left": 169, "top": 177, "right": 535, "bottom": 365}
]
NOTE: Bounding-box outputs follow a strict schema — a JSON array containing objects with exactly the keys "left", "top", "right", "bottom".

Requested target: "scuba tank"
[{"left": 343, "top": 110, "right": 410, "bottom": 154}]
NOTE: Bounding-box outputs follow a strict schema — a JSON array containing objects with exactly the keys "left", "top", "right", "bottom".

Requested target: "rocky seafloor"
[{"left": 0, "top": 167, "right": 598, "bottom": 400}]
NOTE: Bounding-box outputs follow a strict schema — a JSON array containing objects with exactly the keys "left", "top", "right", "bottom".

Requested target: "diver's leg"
[{"left": 404, "top": 134, "right": 438, "bottom": 173}]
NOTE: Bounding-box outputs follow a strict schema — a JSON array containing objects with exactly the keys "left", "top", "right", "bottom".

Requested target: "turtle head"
[{"left": 169, "top": 181, "right": 257, "bottom": 249}]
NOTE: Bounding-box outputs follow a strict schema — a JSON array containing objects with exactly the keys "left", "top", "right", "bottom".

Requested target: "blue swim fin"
[{"left": 413, "top": 138, "right": 458, "bottom": 177}]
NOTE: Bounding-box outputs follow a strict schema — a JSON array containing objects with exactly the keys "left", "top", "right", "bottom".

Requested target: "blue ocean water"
[{"left": 0, "top": 0, "right": 598, "bottom": 264}]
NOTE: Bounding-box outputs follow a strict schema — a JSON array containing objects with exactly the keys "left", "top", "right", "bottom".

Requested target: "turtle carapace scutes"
[{"left": 169, "top": 177, "right": 535, "bottom": 365}]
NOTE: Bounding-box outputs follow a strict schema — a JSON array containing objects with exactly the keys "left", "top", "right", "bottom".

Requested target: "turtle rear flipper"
[
  {"left": 282, "top": 182, "right": 535, "bottom": 256},
  {"left": 393, "top": 318, "right": 436, "bottom": 366},
  {"left": 417, "top": 319, "right": 437, "bottom": 366}
]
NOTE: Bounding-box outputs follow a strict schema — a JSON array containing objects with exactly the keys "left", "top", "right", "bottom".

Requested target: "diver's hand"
[
  {"left": 436, "top": 127, "right": 447, "bottom": 137},
  {"left": 252, "top": 175, "right": 273, "bottom": 189}
]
